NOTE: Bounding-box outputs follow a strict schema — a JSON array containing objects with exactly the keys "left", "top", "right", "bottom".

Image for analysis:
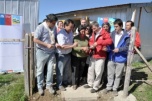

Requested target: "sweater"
[{"left": 72, "top": 35, "right": 89, "bottom": 57}]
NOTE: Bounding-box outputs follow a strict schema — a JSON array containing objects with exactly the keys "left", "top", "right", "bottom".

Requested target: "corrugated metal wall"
[
  {"left": 57, "top": 6, "right": 152, "bottom": 60},
  {"left": 136, "top": 7, "right": 152, "bottom": 59},
  {"left": 0, "top": 0, "right": 39, "bottom": 32}
]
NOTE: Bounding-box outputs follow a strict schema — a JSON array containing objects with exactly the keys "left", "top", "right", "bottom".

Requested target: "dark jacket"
[{"left": 107, "top": 30, "right": 130, "bottom": 63}]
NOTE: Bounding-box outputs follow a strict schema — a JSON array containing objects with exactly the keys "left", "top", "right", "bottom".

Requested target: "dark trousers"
[
  {"left": 82, "top": 64, "right": 89, "bottom": 77},
  {"left": 71, "top": 55, "right": 87, "bottom": 86},
  {"left": 101, "top": 53, "right": 109, "bottom": 85}
]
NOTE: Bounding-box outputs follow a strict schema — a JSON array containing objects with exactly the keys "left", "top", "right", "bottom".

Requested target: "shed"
[{"left": 56, "top": 2, "right": 152, "bottom": 60}]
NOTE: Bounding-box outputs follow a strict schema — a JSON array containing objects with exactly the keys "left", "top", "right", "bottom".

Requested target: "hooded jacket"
[{"left": 107, "top": 30, "right": 130, "bottom": 63}]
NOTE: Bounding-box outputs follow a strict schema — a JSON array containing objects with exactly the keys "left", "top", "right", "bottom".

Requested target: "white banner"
[{"left": 0, "top": 14, "right": 23, "bottom": 73}]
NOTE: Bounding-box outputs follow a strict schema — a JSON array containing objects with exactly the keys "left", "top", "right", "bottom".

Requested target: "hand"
[
  {"left": 81, "top": 47, "right": 89, "bottom": 52},
  {"left": 56, "top": 43, "right": 61, "bottom": 48},
  {"left": 89, "top": 45, "right": 95, "bottom": 49},
  {"left": 60, "top": 45, "right": 65, "bottom": 49},
  {"left": 73, "top": 42, "right": 78, "bottom": 47},
  {"left": 102, "top": 47, "right": 107, "bottom": 51},
  {"left": 46, "top": 44, "right": 54, "bottom": 49},
  {"left": 113, "top": 48, "right": 119, "bottom": 53},
  {"left": 93, "top": 42, "right": 97, "bottom": 47}
]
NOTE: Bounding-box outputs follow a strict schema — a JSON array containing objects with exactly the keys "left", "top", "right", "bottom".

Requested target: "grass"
[
  {"left": 130, "top": 60, "right": 152, "bottom": 101},
  {"left": 0, "top": 73, "right": 28, "bottom": 101}
]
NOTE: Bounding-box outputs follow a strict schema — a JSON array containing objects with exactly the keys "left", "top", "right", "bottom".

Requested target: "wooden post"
[
  {"left": 134, "top": 46, "right": 152, "bottom": 72},
  {"left": 32, "top": 35, "right": 36, "bottom": 94},
  {"left": 131, "top": 9, "right": 137, "bottom": 22},
  {"left": 29, "top": 34, "right": 34, "bottom": 96},
  {"left": 33, "top": 37, "right": 36, "bottom": 88},
  {"left": 123, "top": 27, "right": 136, "bottom": 97},
  {"left": 137, "top": 7, "right": 142, "bottom": 32},
  {"left": 23, "top": 34, "right": 30, "bottom": 96}
]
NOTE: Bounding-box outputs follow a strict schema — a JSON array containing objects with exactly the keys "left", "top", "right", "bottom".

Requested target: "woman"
[
  {"left": 85, "top": 24, "right": 92, "bottom": 38},
  {"left": 102, "top": 22, "right": 111, "bottom": 33},
  {"left": 82, "top": 24, "right": 92, "bottom": 83},
  {"left": 101, "top": 22, "right": 111, "bottom": 85},
  {"left": 71, "top": 25, "right": 89, "bottom": 90}
]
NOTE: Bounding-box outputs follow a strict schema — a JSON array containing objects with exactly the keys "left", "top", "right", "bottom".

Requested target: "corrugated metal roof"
[{"left": 55, "top": 2, "right": 152, "bottom": 16}]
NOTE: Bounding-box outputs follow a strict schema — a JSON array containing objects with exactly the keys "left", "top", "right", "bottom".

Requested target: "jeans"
[
  {"left": 71, "top": 55, "right": 87, "bottom": 86},
  {"left": 56, "top": 53, "right": 71, "bottom": 87},
  {"left": 36, "top": 49, "right": 56, "bottom": 89}
]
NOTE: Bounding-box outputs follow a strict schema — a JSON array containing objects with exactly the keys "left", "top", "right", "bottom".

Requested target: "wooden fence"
[{"left": 24, "top": 34, "right": 35, "bottom": 96}]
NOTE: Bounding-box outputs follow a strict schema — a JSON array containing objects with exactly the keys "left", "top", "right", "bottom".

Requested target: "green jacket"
[{"left": 72, "top": 35, "right": 89, "bottom": 57}]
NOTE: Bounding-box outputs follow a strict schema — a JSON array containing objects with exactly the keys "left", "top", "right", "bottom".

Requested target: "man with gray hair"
[{"left": 84, "top": 21, "right": 112, "bottom": 93}]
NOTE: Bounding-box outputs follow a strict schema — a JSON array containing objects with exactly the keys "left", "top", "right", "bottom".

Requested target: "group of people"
[{"left": 34, "top": 14, "right": 141, "bottom": 96}]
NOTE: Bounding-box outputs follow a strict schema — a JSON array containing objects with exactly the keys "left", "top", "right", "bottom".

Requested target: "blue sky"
[{"left": 39, "top": 0, "right": 151, "bottom": 22}]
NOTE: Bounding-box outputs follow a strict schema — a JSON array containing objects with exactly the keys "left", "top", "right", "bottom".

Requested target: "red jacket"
[
  {"left": 89, "top": 29, "right": 112, "bottom": 59},
  {"left": 135, "top": 32, "right": 141, "bottom": 48}
]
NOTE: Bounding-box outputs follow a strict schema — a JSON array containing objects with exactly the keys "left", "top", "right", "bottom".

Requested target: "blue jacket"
[{"left": 107, "top": 30, "right": 130, "bottom": 63}]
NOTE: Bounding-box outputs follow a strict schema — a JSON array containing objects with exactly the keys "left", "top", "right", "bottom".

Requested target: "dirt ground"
[
  {"left": 29, "top": 89, "right": 61, "bottom": 101},
  {"left": 29, "top": 88, "right": 117, "bottom": 101},
  {"left": 28, "top": 74, "right": 125, "bottom": 101},
  {"left": 29, "top": 61, "right": 152, "bottom": 101},
  {"left": 28, "top": 82, "right": 119, "bottom": 101}
]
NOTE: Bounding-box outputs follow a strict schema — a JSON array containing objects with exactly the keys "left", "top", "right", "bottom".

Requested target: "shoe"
[
  {"left": 90, "top": 89, "right": 97, "bottom": 93},
  {"left": 59, "top": 86, "right": 66, "bottom": 91},
  {"left": 103, "top": 89, "right": 110, "bottom": 94},
  {"left": 38, "top": 88, "right": 44, "bottom": 95},
  {"left": 113, "top": 90, "right": 118, "bottom": 96},
  {"left": 84, "top": 85, "right": 91, "bottom": 88},
  {"left": 46, "top": 86, "right": 55, "bottom": 94},
  {"left": 73, "top": 85, "right": 77, "bottom": 90}
]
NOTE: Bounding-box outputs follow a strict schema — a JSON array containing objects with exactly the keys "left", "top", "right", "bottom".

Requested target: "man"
[
  {"left": 125, "top": 20, "right": 141, "bottom": 49},
  {"left": 84, "top": 21, "right": 112, "bottom": 93},
  {"left": 103, "top": 19, "right": 130, "bottom": 96},
  {"left": 80, "top": 18, "right": 87, "bottom": 25},
  {"left": 56, "top": 19, "right": 77, "bottom": 91},
  {"left": 75, "top": 18, "right": 87, "bottom": 34},
  {"left": 57, "top": 21, "right": 63, "bottom": 33},
  {"left": 34, "top": 14, "right": 58, "bottom": 95}
]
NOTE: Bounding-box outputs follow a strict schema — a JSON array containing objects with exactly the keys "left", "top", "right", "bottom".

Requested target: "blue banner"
[
  {"left": 0, "top": 14, "right": 5, "bottom": 25},
  {"left": 97, "top": 17, "right": 116, "bottom": 32}
]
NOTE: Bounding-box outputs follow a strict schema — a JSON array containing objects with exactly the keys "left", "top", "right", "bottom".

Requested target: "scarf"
[{"left": 42, "top": 21, "right": 55, "bottom": 44}]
